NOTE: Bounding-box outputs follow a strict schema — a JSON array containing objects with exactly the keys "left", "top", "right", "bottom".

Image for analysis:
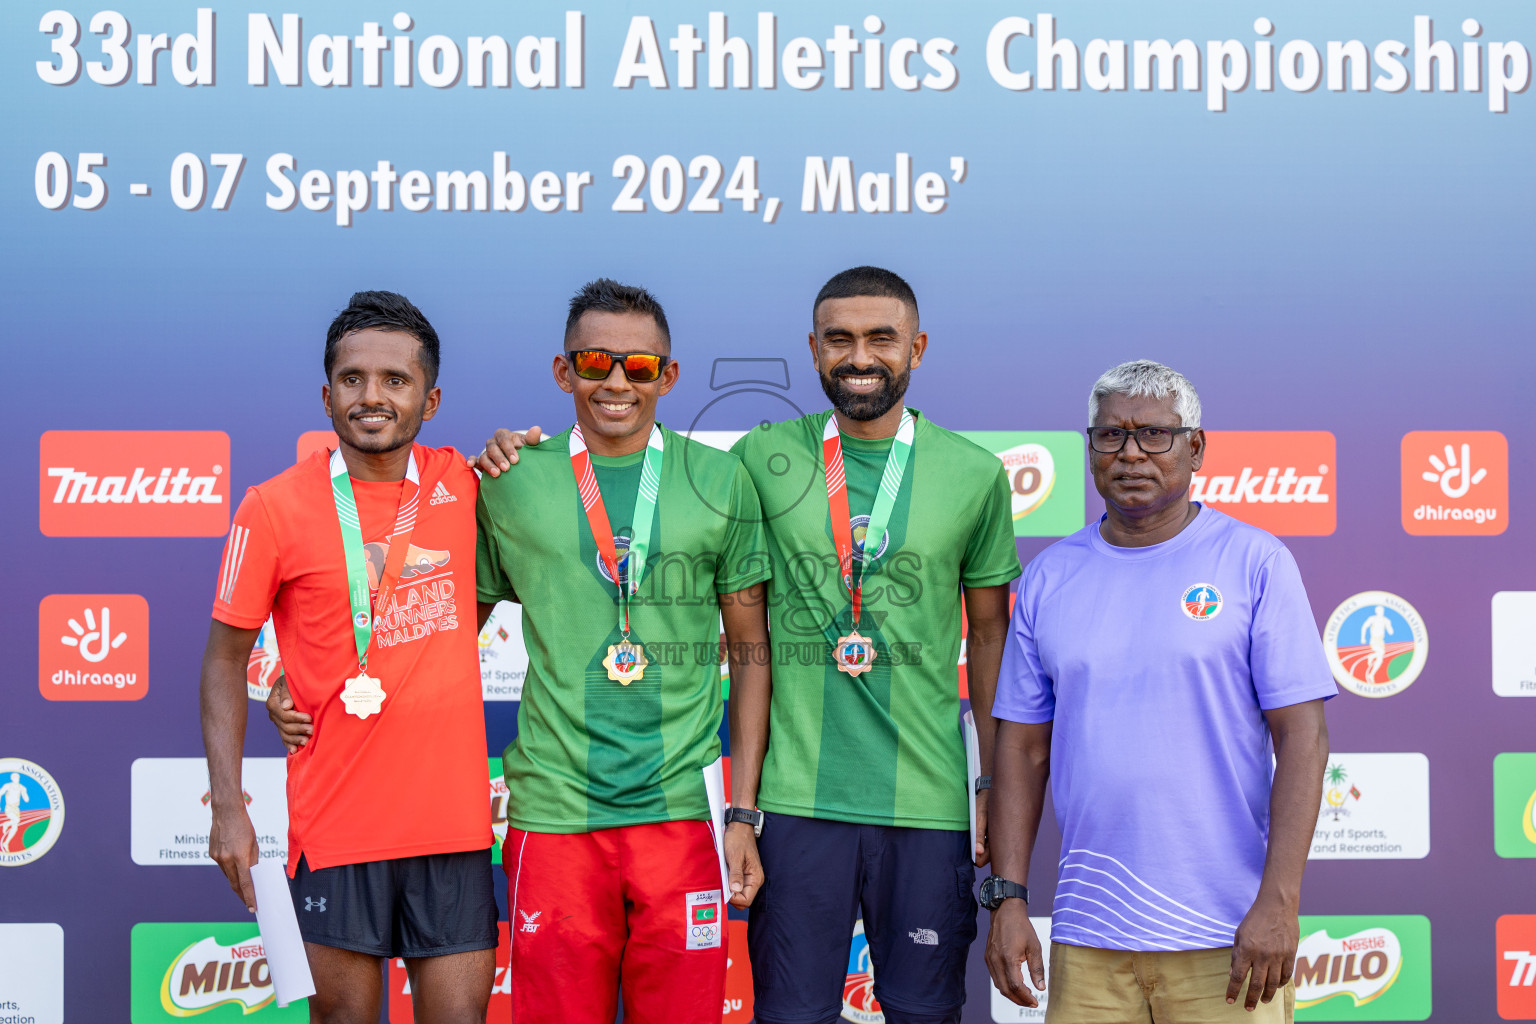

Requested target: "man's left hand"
[
  {"left": 472, "top": 426, "right": 543, "bottom": 476},
  {"left": 1227, "top": 891, "right": 1298, "bottom": 1011},
  {"left": 724, "top": 821, "right": 764, "bottom": 909}
]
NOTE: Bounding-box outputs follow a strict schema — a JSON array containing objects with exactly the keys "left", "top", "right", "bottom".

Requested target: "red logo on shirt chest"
[{"left": 364, "top": 539, "right": 451, "bottom": 587}]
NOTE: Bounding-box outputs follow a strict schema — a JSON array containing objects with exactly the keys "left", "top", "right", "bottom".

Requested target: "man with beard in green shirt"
[{"left": 730, "top": 267, "right": 1020, "bottom": 1024}]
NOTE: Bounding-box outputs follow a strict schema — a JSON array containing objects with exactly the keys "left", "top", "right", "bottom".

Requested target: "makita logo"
[
  {"left": 1189, "top": 431, "right": 1337, "bottom": 536},
  {"left": 47, "top": 467, "right": 222, "bottom": 504},
  {"left": 1189, "top": 466, "right": 1329, "bottom": 505},
  {"left": 39, "top": 431, "right": 230, "bottom": 537}
]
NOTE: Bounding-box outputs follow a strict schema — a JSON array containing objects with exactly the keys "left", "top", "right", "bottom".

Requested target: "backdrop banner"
[{"left": 2, "top": 2, "right": 1532, "bottom": 1022}]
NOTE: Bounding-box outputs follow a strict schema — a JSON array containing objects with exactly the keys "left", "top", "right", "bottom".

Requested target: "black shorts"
[
  {"left": 748, "top": 812, "right": 976, "bottom": 1024},
  {"left": 288, "top": 848, "right": 499, "bottom": 959}
]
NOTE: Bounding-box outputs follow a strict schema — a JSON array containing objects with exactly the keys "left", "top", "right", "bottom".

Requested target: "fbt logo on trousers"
[
  {"left": 1188, "top": 431, "right": 1335, "bottom": 536},
  {"left": 39, "top": 430, "right": 230, "bottom": 537},
  {"left": 1499, "top": 915, "right": 1536, "bottom": 1019},
  {"left": 38, "top": 594, "right": 148, "bottom": 700},
  {"left": 1401, "top": 430, "right": 1508, "bottom": 535}
]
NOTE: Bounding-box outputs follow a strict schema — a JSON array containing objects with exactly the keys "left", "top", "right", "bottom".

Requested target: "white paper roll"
[{"left": 250, "top": 859, "right": 317, "bottom": 1008}]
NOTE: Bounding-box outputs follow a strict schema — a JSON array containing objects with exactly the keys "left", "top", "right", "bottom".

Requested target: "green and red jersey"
[{"left": 476, "top": 424, "right": 770, "bottom": 833}]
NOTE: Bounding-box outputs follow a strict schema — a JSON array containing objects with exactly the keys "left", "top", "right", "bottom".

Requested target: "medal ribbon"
[
  {"left": 570, "top": 423, "right": 665, "bottom": 638},
  {"left": 822, "top": 409, "right": 915, "bottom": 629},
  {"left": 330, "top": 448, "right": 421, "bottom": 671}
]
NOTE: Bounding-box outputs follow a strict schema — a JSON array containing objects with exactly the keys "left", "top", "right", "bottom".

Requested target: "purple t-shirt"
[{"left": 994, "top": 506, "right": 1334, "bottom": 951}]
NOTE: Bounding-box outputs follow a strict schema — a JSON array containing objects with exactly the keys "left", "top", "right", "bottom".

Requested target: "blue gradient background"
[{"left": 2, "top": 2, "right": 1532, "bottom": 1020}]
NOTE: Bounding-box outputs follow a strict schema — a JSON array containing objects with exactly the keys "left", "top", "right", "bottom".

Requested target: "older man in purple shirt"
[{"left": 982, "top": 360, "right": 1333, "bottom": 1023}]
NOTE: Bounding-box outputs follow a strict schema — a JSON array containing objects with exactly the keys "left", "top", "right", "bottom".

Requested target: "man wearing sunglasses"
[
  {"left": 984, "top": 360, "right": 1333, "bottom": 1023},
  {"left": 475, "top": 278, "right": 772, "bottom": 1024},
  {"left": 725, "top": 266, "right": 1021, "bottom": 1024}
]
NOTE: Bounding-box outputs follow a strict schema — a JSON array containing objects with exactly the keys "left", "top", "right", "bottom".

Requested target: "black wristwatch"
[
  {"left": 723, "top": 806, "right": 764, "bottom": 838},
  {"left": 979, "top": 875, "right": 1028, "bottom": 910}
]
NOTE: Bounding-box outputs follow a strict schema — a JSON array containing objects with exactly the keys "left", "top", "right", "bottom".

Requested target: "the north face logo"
[
  {"left": 909, "top": 928, "right": 939, "bottom": 946},
  {"left": 429, "top": 481, "right": 457, "bottom": 505},
  {"left": 304, "top": 897, "right": 326, "bottom": 912}
]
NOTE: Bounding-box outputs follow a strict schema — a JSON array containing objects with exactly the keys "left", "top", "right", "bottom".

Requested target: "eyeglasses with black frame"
[
  {"left": 562, "top": 349, "right": 671, "bottom": 383},
  {"left": 1086, "top": 425, "right": 1195, "bottom": 454}
]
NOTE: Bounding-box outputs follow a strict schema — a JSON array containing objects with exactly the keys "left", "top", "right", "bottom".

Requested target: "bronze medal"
[{"left": 833, "top": 631, "right": 876, "bottom": 677}]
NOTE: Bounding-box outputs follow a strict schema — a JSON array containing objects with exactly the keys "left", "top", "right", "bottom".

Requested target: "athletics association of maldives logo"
[
  {"left": 1323, "top": 592, "right": 1429, "bottom": 699},
  {"left": 0, "top": 758, "right": 65, "bottom": 866},
  {"left": 595, "top": 535, "right": 632, "bottom": 584},
  {"left": 850, "top": 514, "right": 890, "bottom": 567},
  {"left": 843, "top": 919, "right": 884, "bottom": 1024},
  {"left": 39, "top": 430, "right": 230, "bottom": 537},
  {"left": 1181, "top": 583, "right": 1223, "bottom": 620}
]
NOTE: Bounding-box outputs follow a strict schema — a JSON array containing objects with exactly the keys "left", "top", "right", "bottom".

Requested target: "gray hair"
[{"left": 1088, "top": 360, "right": 1202, "bottom": 428}]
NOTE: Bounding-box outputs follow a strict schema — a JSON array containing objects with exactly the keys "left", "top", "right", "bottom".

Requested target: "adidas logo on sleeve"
[{"left": 429, "top": 481, "right": 458, "bottom": 505}]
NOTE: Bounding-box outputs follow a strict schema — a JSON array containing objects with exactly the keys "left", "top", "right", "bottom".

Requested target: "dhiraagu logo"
[
  {"left": 1494, "top": 753, "right": 1536, "bottom": 858},
  {"left": 958, "top": 431, "right": 1085, "bottom": 538},
  {"left": 1293, "top": 915, "right": 1430, "bottom": 1021},
  {"left": 131, "top": 923, "right": 307, "bottom": 1021}
]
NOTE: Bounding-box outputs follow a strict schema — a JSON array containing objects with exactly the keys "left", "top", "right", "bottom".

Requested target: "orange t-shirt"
[{"left": 212, "top": 444, "right": 489, "bottom": 874}]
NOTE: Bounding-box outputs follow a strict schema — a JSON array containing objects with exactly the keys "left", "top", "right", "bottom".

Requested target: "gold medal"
[
  {"left": 340, "top": 670, "right": 387, "bottom": 718},
  {"left": 833, "top": 631, "right": 876, "bottom": 677},
  {"left": 603, "top": 640, "right": 649, "bottom": 685}
]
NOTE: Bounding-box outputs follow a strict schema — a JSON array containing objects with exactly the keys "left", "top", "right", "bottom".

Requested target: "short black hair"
[
  {"left": 324, "top": 291, "right": 441, "bottom": 388},
  {"left": 564, "top": 278, "right": 671, "bottom": 352},
  {"left": 812, "top": 266, "right": 920, "bottom": 329}
]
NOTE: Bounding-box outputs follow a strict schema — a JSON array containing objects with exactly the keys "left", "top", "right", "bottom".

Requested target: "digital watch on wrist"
[
  {"left": 979, "top": 875, "right": 1028, "bottom": 910},
  {"left": 723, "top": 806, "right": 764, "bottom": 837}
]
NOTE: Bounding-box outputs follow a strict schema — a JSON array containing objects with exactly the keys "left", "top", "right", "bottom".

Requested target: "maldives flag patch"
[{"left": 685, "top": 890, "right": 723, "bottom": 950}]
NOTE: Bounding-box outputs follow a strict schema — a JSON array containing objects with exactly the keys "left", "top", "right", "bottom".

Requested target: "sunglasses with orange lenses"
[{"left": 564, "top": 349, "right": 670, "bottom": 383}]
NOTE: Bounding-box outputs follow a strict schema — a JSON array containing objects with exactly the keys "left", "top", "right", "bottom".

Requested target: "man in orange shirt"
[{"left": 200, "top": 291, "right": 514, "bottom": 1024}]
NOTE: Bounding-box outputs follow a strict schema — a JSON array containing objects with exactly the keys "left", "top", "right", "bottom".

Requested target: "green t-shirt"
[
  {"left": 731, "top": 409, "right": 1020, "bottom": 829},
  {"left": 477, "top": 424, "right": 771, "bottom": 833}
]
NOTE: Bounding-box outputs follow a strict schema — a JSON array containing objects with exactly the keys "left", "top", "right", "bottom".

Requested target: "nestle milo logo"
[
  {"left": 1293, "top": 916, "right": 1431, "bottom": 1022},
  {"left": 131, "top": 923, "right": 308, "bottom": 1021}
]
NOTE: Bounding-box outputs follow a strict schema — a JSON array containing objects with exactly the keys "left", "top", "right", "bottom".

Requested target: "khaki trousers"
[{"left": 1045, "top": 942, "right": 1295, "bottom": 1024}]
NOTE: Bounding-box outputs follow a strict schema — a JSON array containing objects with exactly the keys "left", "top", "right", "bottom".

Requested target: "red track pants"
[{"left": 504, "top": 819, "right": 728, "bottom": 1024}]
